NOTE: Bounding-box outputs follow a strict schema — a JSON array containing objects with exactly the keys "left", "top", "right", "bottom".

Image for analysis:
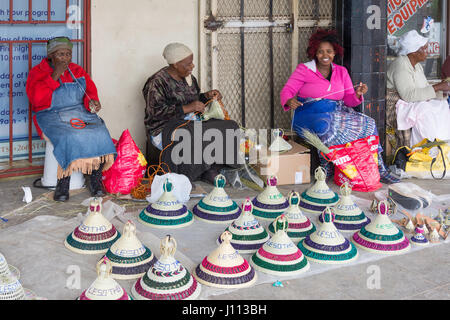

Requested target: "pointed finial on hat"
[
  {"left": 163, "top": 179, "right": 173, "bottom": 193},
  {"left": 274, "top": 214, "right": 289, "bottom": 232},
  {"left": 321, "top": 207, "right": 335, "bottom": 223},
  {"left": 97, "top": 257, "right": 112, "bottom": 278},
  {"left": 214, "top": 174, "right": 226, "bottom": 188},
  {"left": 123, "top": 220, "right": 136, "bottom": 238},
  {"left": 288, "top": 191, "right": 300, "bottom": 206},
  {"left": 315, "top": 167, "right": 326, "bottom": 181},
  {"left": 220, "top": 231, "right": 233, "bottom": 244},
  {"left": 89, "top": 198, "right": 102, "bottom": 214},
  {"left": 378, "top": 200, "right": 389, "bottom": 216},
  {"left": 340, "top": 182, "right": 352, "bottom": 197},
  {"left": 267, "top": 176, "right": 278, "bottom": 187},
  {"left": 242, "top": 198, "right": 253, "bottom": 213},
  {"left": 160, "top": 235, "right": 177, "bottom": 258}
]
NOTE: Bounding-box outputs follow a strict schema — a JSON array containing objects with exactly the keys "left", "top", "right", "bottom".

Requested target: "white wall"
[{"left": 91, "top": 0, "right": 199, "bottom": 151}]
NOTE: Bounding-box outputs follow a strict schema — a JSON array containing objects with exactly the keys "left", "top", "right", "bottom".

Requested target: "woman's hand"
[
  {"left": 89, "top": 100, "right": 101, "bottom": 113},
  {"left": 285, "top": 98, "right": 303, "bottom": 110},
  {"left": 432, "top": 81, "right": 450, "bottom": 92},
  {"left": 355, "top": 82, "right": 368, "bottom": 99},
  {"left": 183, "top": 101, "right": 206, "bottom": 114},
  {"left": 51, "top": 60, "right": 69, "bottom": 81},
  {"left": 205, "top": 90, "right": 223, "bottom": 100}
]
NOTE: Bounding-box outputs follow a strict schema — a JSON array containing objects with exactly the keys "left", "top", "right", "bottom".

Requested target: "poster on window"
[
  {"left": 387, "top": 0, "right": 445, "bottom": 79},
  {"left": 0, "top": 0, "right": 84, "bottom": 161}
]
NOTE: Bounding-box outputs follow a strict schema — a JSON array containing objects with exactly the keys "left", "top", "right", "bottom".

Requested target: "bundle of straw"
[{"left": 301, "top": 128, "right": 331, "bottom": 155}]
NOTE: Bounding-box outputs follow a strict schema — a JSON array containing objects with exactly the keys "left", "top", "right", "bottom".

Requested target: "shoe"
[
  {"left": 89, "top": 165, "right": 106, "bottom": 197},
  {"left": 379, "top": 168, "right": 401, "bottom": 184},
  {"left": 388, "top": 183, "right": 423, "bottom": 210},
  {"left": 54, "top": 176, "right": 70, "bottom": 202}
]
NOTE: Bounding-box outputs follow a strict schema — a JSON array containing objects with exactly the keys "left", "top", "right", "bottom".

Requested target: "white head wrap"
[
  {"left": 398, "top": 30, "right": 429, "bottom": 56},
  {"left": 163, "top": 43, "right": 193, "bottom": 64}
]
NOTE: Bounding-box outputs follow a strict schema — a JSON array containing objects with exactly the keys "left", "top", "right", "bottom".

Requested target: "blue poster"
[{"left": 0, "top": 0, "right": 84, "bottom": 161}]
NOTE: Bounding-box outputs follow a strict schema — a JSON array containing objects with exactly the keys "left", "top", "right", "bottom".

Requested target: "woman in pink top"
[{"left": 280, "top": 29, "right": 399, "bottom": 184}]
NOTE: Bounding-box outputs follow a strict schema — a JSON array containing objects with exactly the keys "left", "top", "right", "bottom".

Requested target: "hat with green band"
[{"left": 47, "top": 36, "right": 73, "bottom": 55}]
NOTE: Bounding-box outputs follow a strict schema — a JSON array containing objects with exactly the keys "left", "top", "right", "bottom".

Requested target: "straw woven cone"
[
  {"left": 193, "top": 231, "right": 257, "bottom": 289},
  {"left": 320, "top": 183, "right": 370, "bottom": 232},
  {"left": 78, "top": 258, "right": 131, "bottom": 300},
  {"left": 139, "top": 179, "right": 193, "bottom": 229},
  {"left": 219, "top": 198, "right": 269, "bottom": 254},
  {"left": 300, "top": 167, "right": 339, "bottom": 214},
  {"left": 193, "top": 174, "right": 241, "bottom": 224},
  {"left": 0, "top": 274, "right": 26, "bottom": 300},
  {"left": 0, "top": 252, "right": 20, "bottom": 280},
  {"left": 410, "top": 225, "right": 429, "bottom": 246},
  {"left": 64, "top": 198, "right": 120, "bottom": 255},
  {"left": 269, "top": 191, "right": 316, "bottom": 242},
  {"left": 352, "top": 200, "right": 411, "bottom": 255},
  {"left": 269, "top": 129, "right": 292, "bottom": 152},
  {"left": 251, "top": 176, "right": 289, "bottom": 221},
  {"left": 104, "top": 221, "right": 157, "bottom": 280},
  {"left": 131, "top": 235, "right": 201, "bottom": 300},
  {"left": 252, "top": 215, "right": 310, "bottom": 276},
  {"left": 298, "top": 208, "right": 358, "bottom": 265}
]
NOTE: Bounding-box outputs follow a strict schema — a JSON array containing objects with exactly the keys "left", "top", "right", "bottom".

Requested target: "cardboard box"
[{"left": 254, "top": 141, "right": 311, "bottom": 185}]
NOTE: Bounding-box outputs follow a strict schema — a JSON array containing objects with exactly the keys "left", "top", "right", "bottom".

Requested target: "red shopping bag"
[
  {"left": 322, "top": 135, "right": 382, "bottom": 192},
  {"left": 102, "top": 129, "right": 147, "bottom": 195}
]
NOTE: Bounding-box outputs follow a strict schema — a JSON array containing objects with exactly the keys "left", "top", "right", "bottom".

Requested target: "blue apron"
[
  {"left": 34, "top": 69, "right": 116, "bottom": 170},
  {"left": 292, "top": 98, "right": 338, "bottom": 137}
]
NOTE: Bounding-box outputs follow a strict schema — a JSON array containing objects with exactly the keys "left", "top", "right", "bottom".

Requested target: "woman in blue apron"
[{"left": 26, "top": 37, "right": 116, "bottom": 201}]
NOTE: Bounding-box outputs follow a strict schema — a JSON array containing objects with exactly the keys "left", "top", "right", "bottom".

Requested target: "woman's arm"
[
  {"left": 280, "top": 64, "right": 306, "bottom": 110},
  {"left": 391, "top": 65, "right": 436, "bottom": 102},
  {"left": 25, "top": 68, "right": 60, "bottom": 112}
]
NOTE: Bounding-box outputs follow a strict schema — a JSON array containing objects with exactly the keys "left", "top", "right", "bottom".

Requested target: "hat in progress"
[{"left": 398, "top": 30, "right": 429, "bottom": 55}]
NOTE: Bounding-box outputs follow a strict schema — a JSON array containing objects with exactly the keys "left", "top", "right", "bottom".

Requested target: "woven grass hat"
[
  {"left": 193, "top": 231, "right": 257, "bottom": 289},
  {"left": 139, "top": 178, "right": 193, "bottom": 229},
  {"left": 300, "top": 167, "right": 339, "bottom": 214},
  {"left": 298, "top": 207, "right": 358, "bottom": 264},
  {"left": 252, "top": 215, "right": 310, "bottom": 276},
  {"left": 103, "top": 221, "right": 157, "bottom": 280},
  {"left": 0, "top": 252, "right": 20, "bottom": 280},
  {"left": 131, "top": 235, "right": 201, "bottom": 300},
  {"left": 0, "top": 274, "right": 26, "bottom": 300},
  {"left": 269, "top": 129, "right": 292, "bottom": 152},
  {"left": 410, "top": 225, "right": 429, "bottom": 246},
  {"left": 78, "top": 258, "right": 131, "bottom": 300},
  {"left": 319, "top": 183, "right": 370, "bottom": 232},
  {"left": 251, "top": 176, "right": 289, "bottom": 221},
  {"left": 65, "top": 198, "right": 120, "bottom": 255},
  {"left": 218, "top": 198, "right": 269, "bottom": 254},
  {"left": 193, "top": 174, "right": 241, "bottom": 224},
  {"left": 352, "top": 200, "right": 411, "bottom": 255},
  {"left": 268, "top": 191, "right": 316, "bottom": 242}
]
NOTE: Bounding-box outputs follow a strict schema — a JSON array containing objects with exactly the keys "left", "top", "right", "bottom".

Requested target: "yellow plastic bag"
[{"left": 405, "top": 139, "right": 450, "bottom": 179}]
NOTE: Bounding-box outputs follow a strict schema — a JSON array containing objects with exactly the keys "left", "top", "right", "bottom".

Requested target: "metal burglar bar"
[
  {"left": 0, "top": 0, "right": 90, "bottom": 178},
  {"left": 199, "top": 0, "right": 334, "bottom": 132}
]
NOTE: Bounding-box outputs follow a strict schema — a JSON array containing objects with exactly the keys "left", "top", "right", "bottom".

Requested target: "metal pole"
[
  {"left": 240, "top": 0, "right": 245, "bottom": 127},
  {"left": 269, "top": 0, "right": 274, "bottom": 129}
]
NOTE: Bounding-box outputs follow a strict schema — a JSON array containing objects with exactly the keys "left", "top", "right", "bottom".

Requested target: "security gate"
[{"left": 199, "top": 0, "right": 335, "bottom": 131}]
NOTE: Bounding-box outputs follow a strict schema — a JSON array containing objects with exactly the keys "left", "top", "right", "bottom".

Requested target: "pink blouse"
[{"left": 280, "top": 60, "right": 363, "bottom": 111}]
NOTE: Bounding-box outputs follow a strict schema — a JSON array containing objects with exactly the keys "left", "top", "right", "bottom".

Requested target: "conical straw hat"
[
  {"left": 78, "top": 258, "right": 131, "bottom": 300},
  {"left": 0, "top": 252, "right": 20, "bottom": 280},
  {"left": 104, "top": 221, "right": 157, "bottom": 280},
  {"left": 252, "top": 215, "right": 310, "bottom": 276},
  {"left": 65, "top": 198, "right": 120, "bottom": 255},
  {"left": 268, "top": 191, "right": 316, "bottom": 242},
  {"left": 139, "top": 179, "right": 193, "bottom": 229},
  {"left": 352, "top": 200, "right": 411, "bottom": 255},
  {"left": 269, "top": 129, "right": 292, "bottom": 152},
  {"left": 0, "top": 274, "right": 26, "bottom": 300},
  {"left": 193, "top": 174, "right": 241, "bottom": 224},
  {"left": 410, "top": 225, "right": 429, "bottom": 246},
  {"left": 251, "top": 176, "right": 289, "bottom": 221},
  {"left": 300, "top": 167, "right": 339, "bottom": 214},
  {"left": 319, "top": 183, "right": 370, "bottom": 232},
  {"left": 193, "top": 231, "right": 257, "bottom": 289},
  {"left": 219, "top": 198, "right": 269, "bottom": 254},
  {"left": 131, "top": 235, "right": 201, "bottom": 300},
  {"left": 298, "top": 207, "right": 358, "bottom": 264}
]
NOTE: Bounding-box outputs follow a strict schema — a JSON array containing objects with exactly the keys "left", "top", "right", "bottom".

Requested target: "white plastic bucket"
[{"left": 41, "top": 141, "right": 85, "bottom": 190}]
